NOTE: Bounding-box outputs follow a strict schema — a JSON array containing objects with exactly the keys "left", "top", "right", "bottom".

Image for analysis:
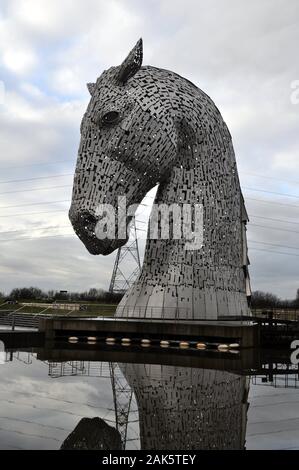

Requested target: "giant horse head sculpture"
[{"left": 69, "top": 39, "right": 251, "bottom": 319}]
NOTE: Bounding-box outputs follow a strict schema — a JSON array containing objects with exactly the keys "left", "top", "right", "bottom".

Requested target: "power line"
[
  {"left": 1, "top": 202, "right": 299, "bottom": 235},
  {"left": 250, "top": 247, "right": 299, "bottom": 257},
  {"left": 241, "top": 197, "right": 299, "bottom": 209},
  {"left": 0, "top": 199, "right": 69, "bottom": 209},
  {"left": 0, "top": 225, "right": 70, "bottom": 235},
  {"left": 249, "top": 239, "right": 299, "bottom": 251},
  {"left": 249, "top": 214, "right": 299, "bottom": 226},
  {"left": 250, "top": 223, "right": 299, "bottom": 235},
  {"left": 0, "top": 159, "right": 73, "bottom": 170},
  {"left": 1, "top": 163, "right": 299, "bottom": 203},
  {"left": 0, "top": 233, "right": 74, "bottom": 242},
  {"left": 0, "top": 209, "right": 66, "bottom": 218},
  {"left": 0, "top": 197, "right": 152, "bottom": 210},
  {"left": 0, "top": 388, "right": 117, "bottom": 419},
  {"left": 6, "top": 220, "right": 298, "bottom": 237},
  {"left": 0, "top": 162, "right": 296, "bottom": 186},
  {"left": 0, "top": 182, "right": 293, "bottom": 201},
  {"left": 241, "top": 171, "right": 299, "bottom": 186},
  {"left": 0, "top": 184, "right": 71, "bottom": 196},
  {"left": 0, "top": 425, "right": 61, "bottom": 443},
  {"left": 0, "top": 231, "right": 299, "bottom": 261},
  {"left": 244, "top": 187, "right": 299, "bottom": 200},
  {"left": 0, "top": 182, "right": 152, "bottom": 201},
  {"left": 0, "top": 173, "right": 72, "bottom": 185},
  {"left": 0, "top": 415, "right": 69, "bottom": 432},
  {"left": 247, "top": 426, "right": 299, "bottom": 437},
  {"left": 1, "top": 213, "right": 299, "bottom": 236},
  {"left": 0, "top": 196, "right": 297, "bottom": 212},
  {"left": 1, "top": 165, "right": 298, "bottom": 188}
]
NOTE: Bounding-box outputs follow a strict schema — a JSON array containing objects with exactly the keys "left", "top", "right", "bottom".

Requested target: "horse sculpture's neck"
[{"left": 116, "top": 70, "right": 250, "bottom": 319}]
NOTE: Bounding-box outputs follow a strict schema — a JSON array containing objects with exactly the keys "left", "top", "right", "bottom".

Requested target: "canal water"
[{"left": 0, "top": 349, "right": 298, "bottom": 450}]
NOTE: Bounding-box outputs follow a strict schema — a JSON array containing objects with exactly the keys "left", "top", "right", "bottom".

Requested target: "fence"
[{"left": 252, "top": 308, "right": 299, "bottom": 322}]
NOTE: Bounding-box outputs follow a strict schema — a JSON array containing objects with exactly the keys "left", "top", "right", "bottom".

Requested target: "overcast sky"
[{"left": 0, "top": 0, "right": 298, "bottom": 298}]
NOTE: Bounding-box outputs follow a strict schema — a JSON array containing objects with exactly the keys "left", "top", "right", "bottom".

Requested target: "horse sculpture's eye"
[{"left": 101, "top": 111, "right": 120, "bottom": 125}]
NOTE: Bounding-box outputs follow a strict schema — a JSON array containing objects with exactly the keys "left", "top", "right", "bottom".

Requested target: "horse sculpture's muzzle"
[{"left": 69, "top": 208, "right": 127, "bottom": 256}]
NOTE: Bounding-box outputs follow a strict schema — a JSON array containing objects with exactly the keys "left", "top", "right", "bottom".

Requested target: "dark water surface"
[{"left": 0, "top": 351, "right": 298, "bottom": 450}]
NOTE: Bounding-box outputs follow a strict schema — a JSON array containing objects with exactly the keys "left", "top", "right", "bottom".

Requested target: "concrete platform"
[{"left": 0, "top": 330, "right": 44, "bottom": 348}]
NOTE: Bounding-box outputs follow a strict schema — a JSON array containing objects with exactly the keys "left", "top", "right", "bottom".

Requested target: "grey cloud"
[{"left": 0, "top": 0, "right": 298, "bottom": 298}]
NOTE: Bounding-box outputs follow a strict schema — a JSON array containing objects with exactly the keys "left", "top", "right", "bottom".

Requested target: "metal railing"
[
  {"left": 2, "top": 304, "right": 298, "bottom": 327},
  {"left": 70, "top": 305, "right": 251, "bottom": 323},
  {"left": 0, "top": 304, "right": 54, "bottom": 329},
  {"left": 48, "top": 360, "right": 112, "bottom": 379},
  {"left": 252, "top": 308, "right": 299, "bottom": 322},
  {"left": 252, "top": 364, "right": 299, "bottom": 389}
]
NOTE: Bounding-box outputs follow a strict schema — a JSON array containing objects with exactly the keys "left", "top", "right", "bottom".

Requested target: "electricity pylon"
[
  {"left": 109, "top": 363, "right": 136, "bottom": 449},
  {"left": 109, "top": 218, "right": 141, "bottom": 294}
]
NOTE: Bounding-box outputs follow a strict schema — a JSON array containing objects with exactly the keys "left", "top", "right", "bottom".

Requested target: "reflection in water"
[
  {"left": 120, "top": 364, "right": 249, "bottom": 450},
  {"left": 1, "top": 351, "right": 298, "bottom": 450},
  {"left": 53, "top": 363, "right": 249, "bottom": 450},
  {"left": 61, "top": 417, "right": 121, "bottom": 450}
]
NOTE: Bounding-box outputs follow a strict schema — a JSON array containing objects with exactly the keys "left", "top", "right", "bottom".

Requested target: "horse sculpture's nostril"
[
  {"left": 72, "top": 211, "right": 97, "bottom": 235},
  {"left": 69, "top": 208, "right": 126, "bottom": 256}
]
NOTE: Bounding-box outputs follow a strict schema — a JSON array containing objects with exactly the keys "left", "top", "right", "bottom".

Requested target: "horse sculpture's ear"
[
  {"left": 117, "top": 38, "right": 143, "bottom": 84},
  {"left": 87, "top": 83, "right": 96, "bottom": 95}
]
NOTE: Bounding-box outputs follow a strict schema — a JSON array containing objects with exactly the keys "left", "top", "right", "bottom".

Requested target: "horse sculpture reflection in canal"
[
  {"left": 60, "top": 364, "right": 249, "bottom": 450},
  {"left": 120, "top": 364, "right": 249, "bottom": 449},
  {"left": 69, "top": 38, "right": 251, "bottom": 319}
]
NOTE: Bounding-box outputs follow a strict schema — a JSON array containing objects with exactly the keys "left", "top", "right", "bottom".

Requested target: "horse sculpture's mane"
[{"left": 69, "top": 38, "right": 251, "bottom": 320}]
